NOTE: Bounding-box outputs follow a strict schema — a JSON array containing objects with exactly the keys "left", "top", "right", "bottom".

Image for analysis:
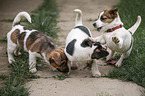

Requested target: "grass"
[
  {"left": 27, "top": 0, "right": 59, "bottom": 38},
  {"left": 0, "top": 0, "right": 59, "bottom": 95},
  {"left": 108, "top": 0, "right": 145, "bottom": 88}
]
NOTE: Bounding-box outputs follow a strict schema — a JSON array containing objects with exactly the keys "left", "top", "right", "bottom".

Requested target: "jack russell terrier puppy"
[
  {"left": 7, "top": 12, "right": 69, "bottom": 73},
  {"left": 64, "top": 9, "right": 109, "bottom": 77},
  {"left": 93, "top": 7, "right": 141, "bottom": 67}
]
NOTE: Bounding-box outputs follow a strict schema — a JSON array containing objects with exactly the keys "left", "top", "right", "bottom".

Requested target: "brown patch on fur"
[
  {"left": 101, "top": 7, "right": 118, "bottom": 23},
  {"left": 17, "top": 32, "right": 26, "bottom": 50},
  {"left": 27, "top": 31, "right": 55, "bottom": 53},
  {"left": 48, "top": 48, "right": 69, "bottom": 73},
  {"left": 11, "top": 29, "right": 20, "bottom": 44}
]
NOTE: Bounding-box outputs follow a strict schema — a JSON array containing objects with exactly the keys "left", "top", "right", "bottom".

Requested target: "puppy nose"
[{"left": 93, "top": 23, "right": 96, "bottom": 27}]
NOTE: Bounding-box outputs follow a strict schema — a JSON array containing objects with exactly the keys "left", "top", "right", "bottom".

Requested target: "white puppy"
[
  {"left": 93, "top": 7, "right": 141, "bottom": 67},
  {"left": 64, "top": 9, "right": 109, "bottom": 77}
]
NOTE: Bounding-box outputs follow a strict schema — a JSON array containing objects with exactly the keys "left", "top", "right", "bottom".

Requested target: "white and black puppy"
[
  {"left": 93, "top": 7, "right": 141, "bottom": 67},
  {"left": 7, "top": 12, "right": 69, "bottom": 73},
  {"left": 64, "top": 9, "right": 109, "bottom": 77}
]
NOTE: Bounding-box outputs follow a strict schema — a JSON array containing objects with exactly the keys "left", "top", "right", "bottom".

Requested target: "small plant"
[
  {"left": 52, "top": 75, "right": 70, "bottom": 80},
  {"left": 140, "top": 90, "right": 145, "bottom": 96},
  {"left": 27, "top": 11, "right": 58, "bottom": 38},
  {"left": 0, "top": 76, "right": 30, "bottom": 96},
  {"left": 96, "top": 92, "right": 112, "bottom": 96}
]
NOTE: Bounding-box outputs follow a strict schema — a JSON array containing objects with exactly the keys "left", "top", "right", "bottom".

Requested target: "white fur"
[
  {"left": 65, "top": 9, "right": 102, "bottom": 77},
  {"left": 12, "top": 11, "right": 31, "bottom": 27},
  {"left": 93, "top": 10, "right": 141, "bottom": 67},
  {"left": 74, "top": 9, "right": 83, "bottom": 26}
]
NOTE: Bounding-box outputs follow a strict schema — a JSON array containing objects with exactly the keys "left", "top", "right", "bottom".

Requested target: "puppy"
[
  {"left": 64, "top": 9, "right": 109, "bottom": 77},
  {"left": 7, "top": 12, "right": 69, "bottom": 73},
  {"left": 93, "top": 7, "right": 141, "bottom": 67}
]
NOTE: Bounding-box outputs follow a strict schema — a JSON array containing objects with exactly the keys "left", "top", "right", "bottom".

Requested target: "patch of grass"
[
  {"left": 0, "top": 76, "right": 30, "bottom": 96},
  {"left": 0, "top": 0, "right": 59, "bottom": 95},
  {"left": 0, "top": 59, "right": 39, "bottom": 96},
  {"left": 27, "top": 0, "right": 59, "bottom": 38},
  {"left": 108, "top": 0, "right": 145, "bottom": 88},
  {"left": 140, "top": 90, "right": 145, "bottom": 96},
  {"left": 27, "top": 11, "right": 59, "bottom": 38}
]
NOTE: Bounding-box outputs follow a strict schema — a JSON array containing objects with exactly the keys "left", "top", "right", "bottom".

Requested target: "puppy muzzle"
[{"left": 93, "top": 23, "right": 103, "bottom": 31}]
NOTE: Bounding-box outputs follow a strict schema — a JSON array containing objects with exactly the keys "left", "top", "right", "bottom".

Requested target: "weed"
[
  {"left": 140, "top": 90, "right": 145, "bottom": 96},
  {"left": 26, "top": 11, "right": 58, "bottom": 38},
  {"left": 96, "top": 92, "right": 112, "bottom": 96},
  {"left": 0, "top": 76, "right": 30, "bottom": 96},
  {"left": 52, "top": 75, "right": 70, "bottom": 80}
]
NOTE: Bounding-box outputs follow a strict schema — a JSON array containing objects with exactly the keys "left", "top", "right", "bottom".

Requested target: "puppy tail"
[
  {"left": 12, "top": 11, "right": 32, "bottom": 27},
  {"left": 128, "top": 16, "right": 141, "bottom": 35},
  {"left": 74, "top": 9, "right": 83, "bottom": 26}
]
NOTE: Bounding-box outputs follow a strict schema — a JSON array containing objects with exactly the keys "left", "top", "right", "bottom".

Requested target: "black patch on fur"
[
  {"left": 81, "top": 38, "right": 93, "bottom": 47},
  {"left": 66, "top": 39, "right": 77, "bottom": 56},
  {"left": 75, "top": 26, "right": 91, "bottom": 37},
  {"left": 91, "top": 44, "right": 109, "bottom": 59},
  {"left": 23, "top": 27, "right": 33, "bottom": 30}
]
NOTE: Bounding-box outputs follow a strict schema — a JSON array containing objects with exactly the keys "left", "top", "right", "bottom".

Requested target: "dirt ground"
[{"left": 0, "top": 0, "right": 144, "bottom": 96}]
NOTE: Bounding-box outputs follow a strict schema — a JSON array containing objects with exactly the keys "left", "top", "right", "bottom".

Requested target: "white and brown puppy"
[
  {"left": 64, "top": 9, "right": 109, "bottom": 77},
  {"left": 7, "top": 12, "right": 69, "bottom": 73},
  {"left": 93, "top": 7, "right": 141, "bottom": 67}
]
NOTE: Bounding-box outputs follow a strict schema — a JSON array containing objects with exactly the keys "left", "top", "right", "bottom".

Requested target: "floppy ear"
[
  {"left": 81, "top": 38, "right": 93, "bottom": 47},
  {"left": 50, "top": 56, "right": 61, "bottom": 66},
  {"left": 109, "top": 7, "right": 118, "bottom": 18}
]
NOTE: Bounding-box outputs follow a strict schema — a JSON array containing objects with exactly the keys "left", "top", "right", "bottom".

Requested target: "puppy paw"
[
  {"left": 8, "top": 58, "right": 15, "bottom": 64},
  {"left": 29, "top": 68, "right": 37, "bottom": 73},
  {"left": 115, "top": 63, "right": 121, "bottom": 67},
  {"left": 14, "top": 51, "right": 21, "bottom": 56},
  {"left": 112, "top": 37, "right": 119, "bottom": 43},
  {"left": 92, "top": 71, "right": 101, "bottom": 77}
]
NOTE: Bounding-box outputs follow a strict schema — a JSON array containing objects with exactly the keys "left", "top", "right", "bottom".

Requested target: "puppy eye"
[
  {"left": 101, "top": 16, "right": 107, "bottom": 20},
  {"left": 51, "top": 59, "right": 55, "bottom": 63},
  {"left": 61, "top": 61, "right": 66, "bottom": 65}
]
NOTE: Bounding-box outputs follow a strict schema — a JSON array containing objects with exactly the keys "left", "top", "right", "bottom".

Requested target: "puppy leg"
[
  {"left": 92, "top": 35, "right": 106, "bottom": 44},
  {"left": 67, "top": 61, "right": 72, "bottom": 75},
  {"left": 29, "top": 51, "right": 37, "bottom": 73},
  {"left": 71, "top": 61, "right": 78, "bottom": 70},
  {"left": 106, "top": 50, "right": 115, "bottom": 61},
  {"left": 91, "top": 59, "right": 101, "bottom": 77},
  {"left": 115, "top": 47, "right": 132, "bottom": 67},
  {"left": 112, "top": 36, "right": 123, "bottom": 48},
  {"left": 7, "top": 42, "right": 17, "bottom": 64},
  {"left": 14, "top": 47, "right": 21, "bottom": 56}
]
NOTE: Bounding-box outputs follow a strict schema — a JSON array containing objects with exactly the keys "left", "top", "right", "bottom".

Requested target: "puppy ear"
[
  {"left": 109, "top": 7, "right": 118, "bottom": 18},
  {"left": 81, "top": 38, "right": 93, "bottom": 47},
  {"left": 50, "top": 56, "right": 61, "bottom": 66}
]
